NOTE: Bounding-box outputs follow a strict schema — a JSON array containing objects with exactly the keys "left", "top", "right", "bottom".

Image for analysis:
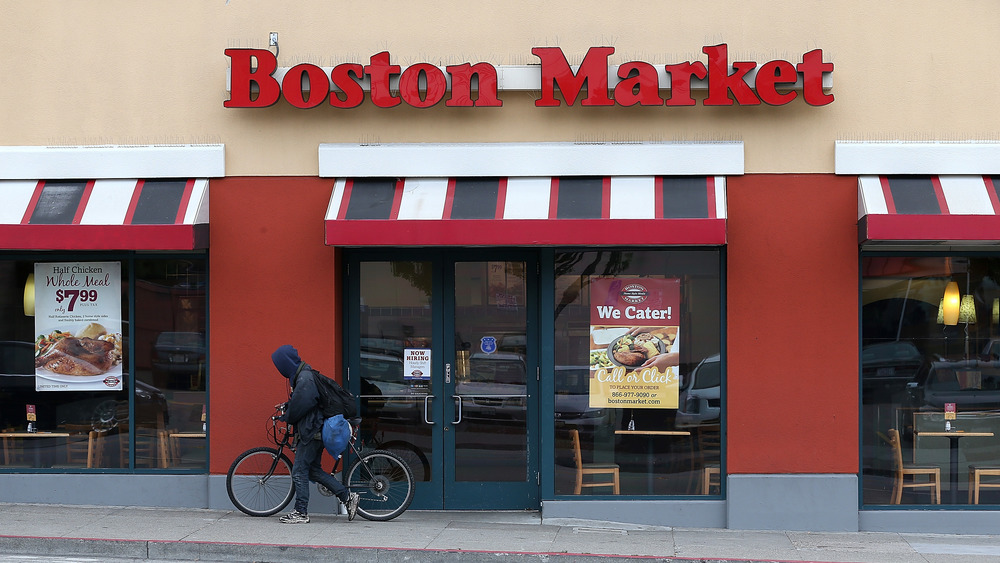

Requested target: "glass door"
[{"left": 346, "top": 251, "right": 538, "bottom": 509}]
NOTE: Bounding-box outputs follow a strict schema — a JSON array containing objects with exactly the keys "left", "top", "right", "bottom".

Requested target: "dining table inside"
[
  {"left": 916, "top": 430, "right": 995, "bottom": 505},
  {"left": 0, "top": 431, "right": 71, "bottom": 467}
]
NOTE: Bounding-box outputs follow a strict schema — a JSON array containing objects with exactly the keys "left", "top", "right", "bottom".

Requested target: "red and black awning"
[
  {"left": 0, "top": 179, "right": 209, "bottom": 250},
  {"left": 325, "top": 176, "right": 727, "bottom": 246},
  {"left": 858, "top": 175, "right": 1000, "bottom": 244}
]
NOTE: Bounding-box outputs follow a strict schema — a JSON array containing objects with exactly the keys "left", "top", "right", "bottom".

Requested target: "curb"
[{"left": 0, "top": 535, "right": 809, "bottom": 563}]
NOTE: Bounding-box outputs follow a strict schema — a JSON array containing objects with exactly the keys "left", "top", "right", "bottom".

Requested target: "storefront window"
[
  {"left": 862, "top": 255, "right": 1000, "bottom": 506},
  {"left": 0, "top": 254, "right": 206, "bottom": 471},
  {"left": 553, "top": 250, "right": 723, "bottom": 496}
]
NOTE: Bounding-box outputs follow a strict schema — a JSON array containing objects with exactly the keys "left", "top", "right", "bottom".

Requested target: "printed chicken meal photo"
[
  {"left": 609, "top": 333, "right": 664, "bottom": 367},
  {"left": 35, "top": 322, "right": 124, "bottom": 376}
]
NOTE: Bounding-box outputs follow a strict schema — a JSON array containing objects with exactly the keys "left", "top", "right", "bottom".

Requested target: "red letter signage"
[
  {"left": 224, "top": 49, "right": 280, "bottom": 108},
  {"left": 532, "top": 47, "right": 615, "bottom": 107},
  {"left": 224, "top": 45, "right": 833, "bottom": 110},
  {"left": 702, "top": 44, "right": 760, "bottom": 106}
]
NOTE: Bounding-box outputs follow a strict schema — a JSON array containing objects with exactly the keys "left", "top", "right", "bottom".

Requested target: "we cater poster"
[
  {"left": 588, "top": 278, "right": 680, "bottom": 409},
  {"left": 34, "top": 262, "right": 124, "bottom": 391}
]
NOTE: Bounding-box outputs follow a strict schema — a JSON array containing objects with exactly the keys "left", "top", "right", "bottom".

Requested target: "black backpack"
[{"left": 314, "top": 370, "right": 359, "bottom": 419}]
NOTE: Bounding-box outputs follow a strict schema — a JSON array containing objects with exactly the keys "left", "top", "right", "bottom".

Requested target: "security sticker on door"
[{"left": 404, "top": 348, "right": 431, "bottom": 379}]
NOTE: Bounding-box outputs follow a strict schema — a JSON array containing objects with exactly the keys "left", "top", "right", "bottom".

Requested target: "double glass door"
[{"left": 345, "top": 251, "right": 538, "bottom": 509}]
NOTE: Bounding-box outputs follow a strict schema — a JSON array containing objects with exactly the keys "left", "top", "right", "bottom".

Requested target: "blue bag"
[{"left": 321, "top": 414, "right": 351, "bottom": 459}]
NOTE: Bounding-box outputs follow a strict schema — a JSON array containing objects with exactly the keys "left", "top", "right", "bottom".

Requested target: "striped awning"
[
  {"left": 858, "top": 175, "right": 1000, "bottom": 244},
  {"left": 0, "top": 179, "right": 209, "bottom": 250},
  {"left": 324, "top": 176, "right": 727, "bottom": 246}
]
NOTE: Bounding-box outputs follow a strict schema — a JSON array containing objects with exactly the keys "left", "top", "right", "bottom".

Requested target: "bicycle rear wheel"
[
  {"left": 227, "top": 447, "right": 295, "bottom": 517},
  {"left": 345, "top": 449, "right": 414, "bottom": 521}
]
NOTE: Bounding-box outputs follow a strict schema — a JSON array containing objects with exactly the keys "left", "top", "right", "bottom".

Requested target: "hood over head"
[{"left": 272, "top": 345, "right": 302, "bottom": 380}]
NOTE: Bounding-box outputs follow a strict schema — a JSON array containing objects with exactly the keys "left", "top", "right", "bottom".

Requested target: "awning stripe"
[
  {"left": 987, "top": 176, "right": 1000, "bottom": 214},
  {"left": 326, "top": 176, "right": 727, "bottom": 246},
  {"left": 859, "top": 175, "right": 1000, "bottom": 244},
  {"left": 74, "top": 181, "right": 96, "bottom": 224},
  {"left": 0, "top": 178, "right": 209, "bottom": 250},
  {"left": 930, "top": 176, "right": 950, "bottom": 214}
]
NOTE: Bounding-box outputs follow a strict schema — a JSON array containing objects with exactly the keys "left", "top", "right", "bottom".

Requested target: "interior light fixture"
[
  {"left": 993, "top": 298, "right": 999, "bottom": 325},
  {"left": 940, "top": 281, "right": 960, "bottom": 325},
  {"left": 959, "top": 295, "right": 977, "bottom": 325},
  {"left": 23, "top": 273, "right": 34, "bottom": 317}
]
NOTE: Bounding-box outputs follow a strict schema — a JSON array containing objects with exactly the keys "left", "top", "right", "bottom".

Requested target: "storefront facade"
[{"left": 2, "top": 1, "right": 1000, "bottom": 533}]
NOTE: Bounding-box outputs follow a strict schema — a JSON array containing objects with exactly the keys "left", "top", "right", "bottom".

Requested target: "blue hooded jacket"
[{"left": 272, "top": 345, "right": 323, "bottom": 442}]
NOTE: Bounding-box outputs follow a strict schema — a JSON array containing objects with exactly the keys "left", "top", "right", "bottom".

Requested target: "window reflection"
[
  {"left": 0, "top": 256, "right": 206, "bottom": 471},
  {"left": 862, "top": 256, "right": 1000, "bottom": 506},
  {"left": 553, "top": 250, "right": 723, "bottom": 496}
]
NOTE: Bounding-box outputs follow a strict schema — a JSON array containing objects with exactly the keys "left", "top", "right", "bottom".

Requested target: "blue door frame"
[{"left": 344, "top": 249, "right": 540, "bottom": 510}]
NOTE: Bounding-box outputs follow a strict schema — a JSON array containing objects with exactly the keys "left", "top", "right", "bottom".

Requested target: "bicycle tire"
[
  {"left": 345, "top": 449, "right": 414, "bottom": 521},
  {"left": 227, "top": 447, "right": 295, "bottom": 517},
  {"left": 378, "top": 440, "right": 430, "bottom": 482}
]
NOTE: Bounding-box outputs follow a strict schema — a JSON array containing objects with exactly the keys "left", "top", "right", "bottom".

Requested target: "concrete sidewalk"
[{"left": 2, "top": 503, "right": 1000, "bottom": 563}]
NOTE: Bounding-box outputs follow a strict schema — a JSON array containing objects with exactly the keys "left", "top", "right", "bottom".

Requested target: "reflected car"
[
  {"left": 905, "top": 359, "right": 1000, "bottom": 411},
  {"left": 152, "top": 332, "right": 205, "bottom": 375},
  {"left": 676, "top": 354, "right": 721, "bottom": 428},
  {"left": 457, "top": 352, "right": 527, "bottom": 422},
  {"left": 358, "top": 350, "right": 427, "bottom": 423},
  {"left": 862, "top": 341, "right": 925, "bottom": 391},
  {"left": 553, "top": 365, "right": 611, "bottom": 438},
  {"left": 981, "top": 339, "right": 1000, "bottom": 362}
]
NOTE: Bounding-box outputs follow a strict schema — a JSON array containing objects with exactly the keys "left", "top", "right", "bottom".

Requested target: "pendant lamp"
[
  {"left": 23, "top": 273, "right": 34, "bottom": 317},
  {"left": 941, "top": 281, "right": 960, "bottom": 326},
  {"left": 959, "top": 295, "right": 977, "bottom": 325}
]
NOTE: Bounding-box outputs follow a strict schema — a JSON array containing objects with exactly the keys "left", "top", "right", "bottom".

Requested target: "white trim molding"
[
  {"left": 0, "top": 145, "right": 226, "bottom": 179},
  {"left": 318, "top": 142, "right": 744, "bottom": 178},
  {"left": 835, "top": 141, "right": 1000, "bottom": 175}
]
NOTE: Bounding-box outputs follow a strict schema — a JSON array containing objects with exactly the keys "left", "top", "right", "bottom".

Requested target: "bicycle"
[{"left": 226, "top": 403, "right": 414, "bottom": 521}]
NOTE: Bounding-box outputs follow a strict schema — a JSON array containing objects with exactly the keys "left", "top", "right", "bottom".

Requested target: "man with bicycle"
[{"left": 272, "top": 345, "right": 360, "bottom": 524}]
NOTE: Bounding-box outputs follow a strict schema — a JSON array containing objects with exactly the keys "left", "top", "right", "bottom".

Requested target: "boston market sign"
[{"left": 225, "top": 44, "right": 833, "bottom": 109}]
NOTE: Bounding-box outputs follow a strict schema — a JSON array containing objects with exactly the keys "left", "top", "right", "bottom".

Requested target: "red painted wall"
[
  {"left": 726, "top": 174, "right": 859, "bottom": 474},
  {"left": 207, "top": 173, "right": 860, "bottom": 476},
  {"left": 208, "top": 177, "right": 340, "bottom": 474}
]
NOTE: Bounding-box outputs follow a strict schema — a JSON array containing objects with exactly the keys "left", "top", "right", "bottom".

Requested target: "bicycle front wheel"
[
  {"left": 227, "top": 447, "right": 295, "bottom": 517},
  {"left": 345, "top": 449, "right": 414, "bottom": 521}
]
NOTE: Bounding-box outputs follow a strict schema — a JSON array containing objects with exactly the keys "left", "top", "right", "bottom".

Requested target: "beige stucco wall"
[{"left": 2, "top": 1, "right": 998, "bottom": 175}]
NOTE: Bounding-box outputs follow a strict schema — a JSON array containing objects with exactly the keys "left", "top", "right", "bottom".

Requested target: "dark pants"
[{"left": 292, "top": 434, "right": 348, "bottom": 514}]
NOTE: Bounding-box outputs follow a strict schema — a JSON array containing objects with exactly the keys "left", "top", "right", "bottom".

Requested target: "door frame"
[{"left": 343, "top": 248, "right": 541, "bottom": 510}]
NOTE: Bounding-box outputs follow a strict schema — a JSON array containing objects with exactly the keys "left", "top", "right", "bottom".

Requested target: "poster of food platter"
[
  {"left": 588, "top": 277, "right": 680, "bottom": 409},
  {"left": 34, "top": 262, "right": 124, "bottom": 391}
]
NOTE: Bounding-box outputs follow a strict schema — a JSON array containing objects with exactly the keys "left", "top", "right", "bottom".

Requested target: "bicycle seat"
[{"left": 348, "top": 417, "right": 363, "bottom": 426}]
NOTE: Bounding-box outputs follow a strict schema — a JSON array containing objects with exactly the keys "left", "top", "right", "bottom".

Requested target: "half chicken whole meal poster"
[
  {"left": 589, "top": 277, "right": 680, "bottom": 409},
  {"left": 34, "top": 262, "right": 124, "bottom": 391}
]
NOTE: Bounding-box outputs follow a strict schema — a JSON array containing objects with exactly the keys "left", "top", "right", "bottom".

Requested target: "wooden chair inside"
[
  {"left": 888, "top": 428, "right": 941, "bottom": 504},
  {"left": 702, "top": 466, "right": 721, "bottom": 494},
  {"left": 1, "top": 427, "right": 26, "bottom": 466},
  {"left": 968, "top": 465, "right": 1000, "bottom": 504},
  {"left": 695, "top": 425, "right": 722, "bottom": 494},
  {"left": 123, "top": 428, "right": 170, "bottom": 468},
  {"left": 570, "top": 429, "right": 620, "bottom": 494},
  {"left": 64, "top": 425, "right": 93, "bottom": 467}
]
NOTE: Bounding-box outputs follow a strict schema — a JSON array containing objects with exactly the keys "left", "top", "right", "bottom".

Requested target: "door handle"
[
  {"left": 452, "top": 395, "right": 463, "bottom": 424},
  {"left": 423, "top": 395, "right": 435, "bottom": 425}
]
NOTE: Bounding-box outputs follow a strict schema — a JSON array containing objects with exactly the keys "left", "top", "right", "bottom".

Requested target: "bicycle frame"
[
  {"left": 228, "top": 403, "right": 413, "bottom": 520},
  {"left": 268, "top": 405, "right": 362, "bottom": 482}
]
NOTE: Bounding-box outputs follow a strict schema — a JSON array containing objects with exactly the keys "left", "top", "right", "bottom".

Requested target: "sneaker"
[
  {"left": 346, "top": 492, "right": 359, "bottom": 521},
  {"left": 279, "top": 510, "right": 310, "bottom": 524}
]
